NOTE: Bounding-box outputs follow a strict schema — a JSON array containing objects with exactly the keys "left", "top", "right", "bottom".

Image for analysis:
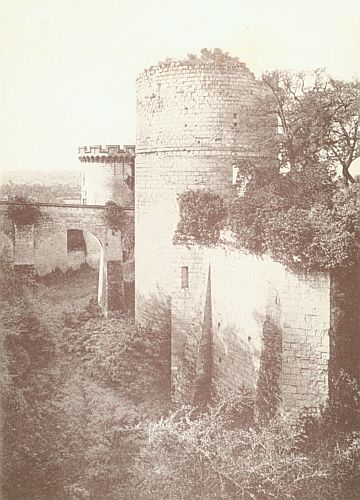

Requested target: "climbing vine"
[
  {"left": 103, "top": 201, "right": 123, "bottom": 232},
  {"left": 174, "top": 166, "right": 360, "bottom": 272},
  {"left": 256, "top": 316, "right": 282, "bottom": 423},
  {"left": 6, "top": 196, "right": 43, "bottom": 227},
  {"left": 103, "top": 201, "right": 134, "bottom": 262},
  {"left": 173, "top": 190, "right": 227, "bottom": 246}
]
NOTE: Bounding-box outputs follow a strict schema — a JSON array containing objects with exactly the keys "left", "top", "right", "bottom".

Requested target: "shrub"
[
  {"left": 63, "top": 311, "right": 170, "bottom": 403},
  {"left": 174, "top": 168, "right": 360, "bottom": 272},
  {"left": 174, "top": 190, "right": 227, "bottom": 246},
  {"left": 6, "top": 195, "right": 43, "bottom": 227},
  {"left": 230, "top": 166, "right": 360, "bottom": 272},
  {"left": 103, "top": 200, "right": 123, "bottom": 232},
  {"left": 132, "top": 401, "right": 342, "bottom": 500}
]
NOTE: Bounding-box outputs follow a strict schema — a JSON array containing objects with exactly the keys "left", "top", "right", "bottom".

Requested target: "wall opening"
[
  {"left": 67, "top": 229, "right": 86, "bottom": 253},
  {"left": 181, "top": 266, "right": 189, "bottom": 289}
]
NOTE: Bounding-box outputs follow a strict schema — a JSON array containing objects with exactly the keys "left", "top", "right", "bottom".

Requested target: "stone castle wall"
[
  {"left": 79, "top": 145, "right": 135, "bottom": 206},
  {"left": 0, "top": 203, "right": 132, "bottom": 312},
  {"left": 134, "top": 57, "right": 333, "bottom": 412},
  {"left": 171, "top": 245, "right": 330, "bottom": 411},
  {"left": 135, "top": 60, "right": 277, "bottom": 316}
]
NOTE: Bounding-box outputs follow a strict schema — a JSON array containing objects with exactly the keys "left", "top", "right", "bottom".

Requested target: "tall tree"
[
  {"left": 259, "top": 70, "right": 360, "bottom": 183},
  {"left": 321, "top": 79, "right": 360, "bottom": 183}
]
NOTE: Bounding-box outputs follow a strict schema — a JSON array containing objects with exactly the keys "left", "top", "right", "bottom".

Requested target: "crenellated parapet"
[
  {"left": 78, "top": 145, "right": 135, "bottom": 163},
  {"left": 78, "top": 145, "right": 135, "bottom": 205}
]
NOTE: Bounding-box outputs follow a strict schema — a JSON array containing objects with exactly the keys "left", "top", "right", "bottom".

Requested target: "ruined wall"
[
  {"left": 171, "top": 245, "right": 330, "bottom": 412},
  {"left": 33, "top": 227, "right": 100, "bottom": 276},
  {"left": 0, "top": 203, "right": 130, "bottom": 313},
  {"left": 135, "top": 60, "right": 276, "bottom": 320}
]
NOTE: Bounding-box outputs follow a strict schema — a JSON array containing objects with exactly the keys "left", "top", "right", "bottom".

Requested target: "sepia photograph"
[{"left": 0, "top": 0, "right": 360, "bottom": 498}]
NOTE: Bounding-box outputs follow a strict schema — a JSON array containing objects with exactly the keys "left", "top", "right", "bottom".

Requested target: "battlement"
[{"left": 78, "top": 145, "right": 135, "bottom": 163}]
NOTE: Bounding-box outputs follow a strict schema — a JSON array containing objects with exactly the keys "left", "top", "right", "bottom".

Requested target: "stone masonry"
[
  {"left": 171, "top": 245, "right": 330, "bottom": 411},
  {"left": 135, "top": 56, "right": 334, "bottom": 412},
  {"left": 0, "top": 202, "right": 134, "bottom": 314},
  {"left": 1, "top": 53, "right": 353, "bottom": 413},
  {"left": 135, "top": 59, "right": 277, "bottom": 318},
  {"left": 79, "top": 145, "right": 135, "bottom": 206}
]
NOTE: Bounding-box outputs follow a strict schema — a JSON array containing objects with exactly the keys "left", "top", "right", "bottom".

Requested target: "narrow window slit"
[{"left": 181, "top": 266, "right": 189, "bottom": 288}]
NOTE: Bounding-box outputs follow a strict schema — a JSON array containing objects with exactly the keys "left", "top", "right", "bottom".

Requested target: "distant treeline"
[{"left": 0, "top": 181, "right": 81, "bottom": 204}]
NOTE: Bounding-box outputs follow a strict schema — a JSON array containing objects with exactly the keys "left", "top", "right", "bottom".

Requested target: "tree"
[
  {"left": 259, "top": 70, "right": 360, "bottom": 183},
  {"left": 321, "top": 79, "right": 360, "bottom": 183}
]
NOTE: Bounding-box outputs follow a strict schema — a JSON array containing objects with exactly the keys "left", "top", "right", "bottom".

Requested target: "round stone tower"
[
  {"left": 135, "top": 56, "right": 276, "bottom": 317},
  {"left": 78, "top": 145, "right": 135, "bottom": 206}
]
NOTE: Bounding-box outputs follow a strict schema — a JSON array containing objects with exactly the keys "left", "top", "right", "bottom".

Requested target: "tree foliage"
[
  {"left": 1, "top": 180, "right": 80, "bottom": 203},
  {"left": 0, "top": 268, "right": 61, "bottom": 499},
  {"left": 230, "top": 167, "right": 360, "bottom": 271},
  {"left": 258, "top": 70, "right": 360, "bottom": 183},
  {"left": 174, "top": 170, "right": 360, "bottom": 272},
  {"left": 172, "top": 71, "right": 360, "bottom": 270},
  {"left": 1, "top": 252, "right": 360, "bottom": 499}
]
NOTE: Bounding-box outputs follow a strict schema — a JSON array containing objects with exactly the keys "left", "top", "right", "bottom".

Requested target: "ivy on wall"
[
  {"left": 256, "top": 316, "right": 282, "bottom": 424},
  {"left": 103, "top": 201, "right": 134, "bottom": 262},
  {"left": 6, "top": 196, "right": 43, "bottom": 227},
  {"left": 173, "top": 167, "right": 360, "bottom": 273},
  {"left": 173, "top": 190, "right": 227, "bottom": 246}
]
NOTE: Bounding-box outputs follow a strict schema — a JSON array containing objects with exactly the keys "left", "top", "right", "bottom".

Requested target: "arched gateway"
[{"left": 0, "top": 201, "right": 134, "bottom": 314}]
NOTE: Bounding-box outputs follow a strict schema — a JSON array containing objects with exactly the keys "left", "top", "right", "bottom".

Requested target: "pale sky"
[{"left": 1, "top": 0, "right": 360, "bottom": 171}]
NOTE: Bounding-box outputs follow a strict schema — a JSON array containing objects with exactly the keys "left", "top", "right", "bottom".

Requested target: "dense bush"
[
  {"left": 133, "top": 399, "right": 360, "bottom": 500},
  {"left": 229, "top": 166, "right": 360, "bottom": 271},
  {"left": 63, "top": 312, "right": 170, "bottom": 404},
  {"left": 1, "top": 287, "right": 61, "bottom": 499},
  {"left": 174, "top": 190, "right": 227, "bottom": 246},
  {"left": 174, "top": 168, "right": 360, "bottom": 272},
  {"left": 6, "top": 195, "right": 43, "bottom": 226},
  {"left": 157, "top": 48, "right": 244, "bottom": 69},
  {"left": 2, "top": 252, "right": 360, "bottom": 499},
  {"left": 103, "top": 200, "right": 123, "bottom": 231},
  {"left": 0, "top": 254, "right": 170, "bottom": 499}
]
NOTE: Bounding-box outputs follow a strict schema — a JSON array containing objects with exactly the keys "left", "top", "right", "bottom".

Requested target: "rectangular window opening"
[
  {"left": 67, "top": 229, "right": 86, "bottom": 252},
  {"left": 181, "top": 266, "right": 189, "bottom": 289}
]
